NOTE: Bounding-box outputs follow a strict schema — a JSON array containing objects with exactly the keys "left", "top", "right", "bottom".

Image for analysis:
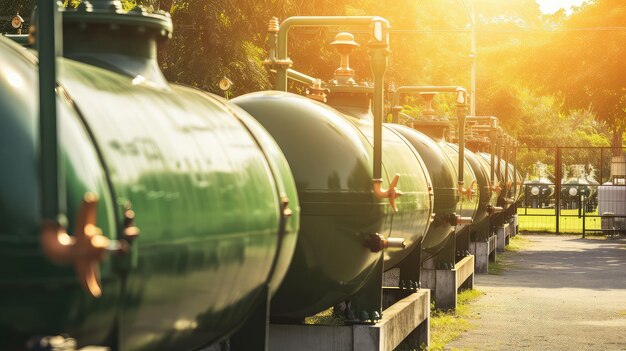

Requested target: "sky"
[{"left": 535, "top": 0, "right": 590, "bottom": 14}]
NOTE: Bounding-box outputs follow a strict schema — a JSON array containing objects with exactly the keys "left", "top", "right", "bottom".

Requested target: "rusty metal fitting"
[
  {"left": 458, "top": 180, "right": 476, "bottom": 202},
  {"left": 373, "top": 174, "right": 402, "bottom": 213},
  {"left": 306, "top": 78, "right": 330, "bottom": 102}
]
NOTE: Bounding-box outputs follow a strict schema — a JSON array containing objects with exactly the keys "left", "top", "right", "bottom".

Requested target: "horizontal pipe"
[
  {"left": 286, "top": 69, "right": 318, "bottom": 85},
  {"left": 392, "top": 85, "right": 466, "bottom": 107}
]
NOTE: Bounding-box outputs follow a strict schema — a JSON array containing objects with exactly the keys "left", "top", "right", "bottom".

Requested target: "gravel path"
[{"left": 447, "top": 234, "right": 626, "bottom": 351}]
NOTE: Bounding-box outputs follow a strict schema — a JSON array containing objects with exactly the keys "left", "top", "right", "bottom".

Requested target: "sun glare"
[{"left": 536, "top": 0, "right": 590, "bottom": 14}]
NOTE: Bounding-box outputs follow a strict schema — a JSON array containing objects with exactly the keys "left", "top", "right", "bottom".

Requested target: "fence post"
[
  {"left": 600, "top": 147, "right": 604, "bottom": 184},
  {"left": 582, "top": 195, "right": 586, "bottom": 238},
  {"left": 555, "top": 147, "right": 561, "bottom": 234}
]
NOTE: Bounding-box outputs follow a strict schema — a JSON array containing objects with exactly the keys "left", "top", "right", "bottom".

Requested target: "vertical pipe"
[
  {"left": 489, "top": 128, "right": 496, "bottom": 185},
  {"left": 513, "top": 143, "right": 518, "bottom": 201},
  {"left": 504, "top": 138, "right": 510, "bottom": 198},
  {"left": 39, "top": 0, "right": 63, "bottom": 222},
  {"left": 391, "top": 92, "right": 400, "bottom": 124},
  {"left": 496, "top": 135, "right": 502, "bottom": 183},
  {"left": 456, "top": 97, "right": 467, "bottom": 186},
  {"left": 368, "top": 28, "right": 389, "bottom": 180}
]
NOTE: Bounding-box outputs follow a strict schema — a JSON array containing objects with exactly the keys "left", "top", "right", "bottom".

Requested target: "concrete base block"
[
  {"left": 489, "top": 234, "right": 497, "bottom": 263},
  {"left": 512, "top": 214, "right": 519, "bottom": 236},
  {"left": 470, "top": 237, "right": 496, "bottom": 274},
  {"left": 269, "top": 290, "right": 430, "bottom": 351},
  {"left": 497, "top": 223, "right": 510, "bottom": 252},
  {"left": 455, "top": 255, "right": 474, "bottom": 291},
  {"left": 422, "top": 256, "right": 474, "bottom": 310}
]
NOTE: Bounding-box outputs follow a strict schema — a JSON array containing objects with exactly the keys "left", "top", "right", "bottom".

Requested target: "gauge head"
[
  {"left": 11, "top": 14, "right": 24, "bottom": 29},
  {"left": 218, "top": 77, "right": 233, "bottom": 92}
]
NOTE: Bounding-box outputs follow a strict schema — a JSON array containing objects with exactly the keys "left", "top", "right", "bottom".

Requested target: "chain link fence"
[{"left": 516, "top": 146, "right": 625, "bottom": 236}]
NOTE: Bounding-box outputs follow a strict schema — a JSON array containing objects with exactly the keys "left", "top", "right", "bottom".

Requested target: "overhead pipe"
[
  {"left": 286, "top": 69, "right": 318, "bottom": 85},
  {"left": 267, "top": 16, "right": 395, "bottom": 209}
]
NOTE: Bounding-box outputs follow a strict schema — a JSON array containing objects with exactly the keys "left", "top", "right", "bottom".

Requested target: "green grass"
[
  {"left": 426, "top": 289, "right": 485, "bottom": 351},
  {"left": 518, "top": 208, "right": 602, "bottom": 233},
  {"left": 487, "top": 235, "right": 530, "bottom": 274},
  {"left": 304, "top": 307, "right": 345, "bottom": 325}
]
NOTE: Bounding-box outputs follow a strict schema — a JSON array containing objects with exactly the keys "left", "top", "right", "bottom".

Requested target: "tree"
[{"left": 524, "top": 0, "right": 625, "bottom": 153}]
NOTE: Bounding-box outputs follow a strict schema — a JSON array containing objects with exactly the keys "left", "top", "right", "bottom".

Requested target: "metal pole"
[
  {"left": 600, "top": 147, "right": 604, "bottom": 184},
  {"left": 470, "top": 0, "right": 477, "bottom": 116},
  {"left": 555, "top": 147, "right": 561, "bottom": 234},
  {"left": 39, "top": 0, "right": 64, "bottom": 223},
  {"left": 582, "top": 195, "right": 586, "bottom": 238},
  {"left": 461, "top": 0, "right": 476, "bottom": 116}
]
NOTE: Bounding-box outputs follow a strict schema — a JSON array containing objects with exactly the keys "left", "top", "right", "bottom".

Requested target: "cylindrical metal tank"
[
  {"left": 327, "top": 91, "right": 432, "bottom": 270},
  {"left": 0, "top": 9, "right": 299, "bottom": 350},
  {"left": 598, "top": 182, "right": 626, "bottom": 230},
  {"left": 386, "top": 125, "right": 458, "bottom": 259},
  {"left": 232, "top": 91, "right": 432, "bottom": 320},
  {"left": 441, "top": 144, "right": 491, "bottom": 238},
  {"left": 524, "top": 178, "right": 554, "bottom": 208},
  {"left": 561, "top": 165, "right": 590, "bottom": 210},
  {"left": 439, "top": 143, "right": 479, "bottom": 231}
]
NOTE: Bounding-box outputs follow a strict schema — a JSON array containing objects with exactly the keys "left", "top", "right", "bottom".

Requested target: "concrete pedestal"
[
  {"left": 269, "top": 290, "right": 430, "bottom": 351},
  {"left": 470, "top": 235, "right": 497, "bottom": 274},
  {"left": 497, "top": 223, "right": 510, "bottom": 252},
  {"left": 421, "top": 255, "right": 474, "bottom": 310}
]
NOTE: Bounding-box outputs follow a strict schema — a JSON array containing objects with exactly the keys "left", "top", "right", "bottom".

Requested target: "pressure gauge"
[
  {"left": 11, "top": 14, "right": 24, "bottom": 29},
  {"left": 218, "top": 77, "right": 233, "bottom": 92}
]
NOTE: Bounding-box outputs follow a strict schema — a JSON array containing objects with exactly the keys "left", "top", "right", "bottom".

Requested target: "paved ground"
[{"left": 447, "top": 234, "right": 626, "bottom": 351}]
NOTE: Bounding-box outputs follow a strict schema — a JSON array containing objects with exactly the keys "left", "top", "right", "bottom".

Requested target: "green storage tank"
[
  {"left": 386, "top": 125, "right": 458, "bottom": 260},
  {"left": 232, "top": 91, "right": 432, "bottom": 320},
  {"left": 0, "top": 4, "right": 298, "bottom": 350},
  {"left": 438, "top": 142, "right": 479, "bottom": 231},
  {"left": 441, "top": 144, "right": 495, "bottom": 243}
]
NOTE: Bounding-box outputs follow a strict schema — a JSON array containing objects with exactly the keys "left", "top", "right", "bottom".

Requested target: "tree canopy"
[{"left": 1, "top": 0, "right": 623, "bottom": 151}]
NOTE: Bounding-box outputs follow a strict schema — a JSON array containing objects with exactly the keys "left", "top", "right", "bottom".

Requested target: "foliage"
[{"left": 0, "top": 0, "right": 621, "bottom": 151}]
